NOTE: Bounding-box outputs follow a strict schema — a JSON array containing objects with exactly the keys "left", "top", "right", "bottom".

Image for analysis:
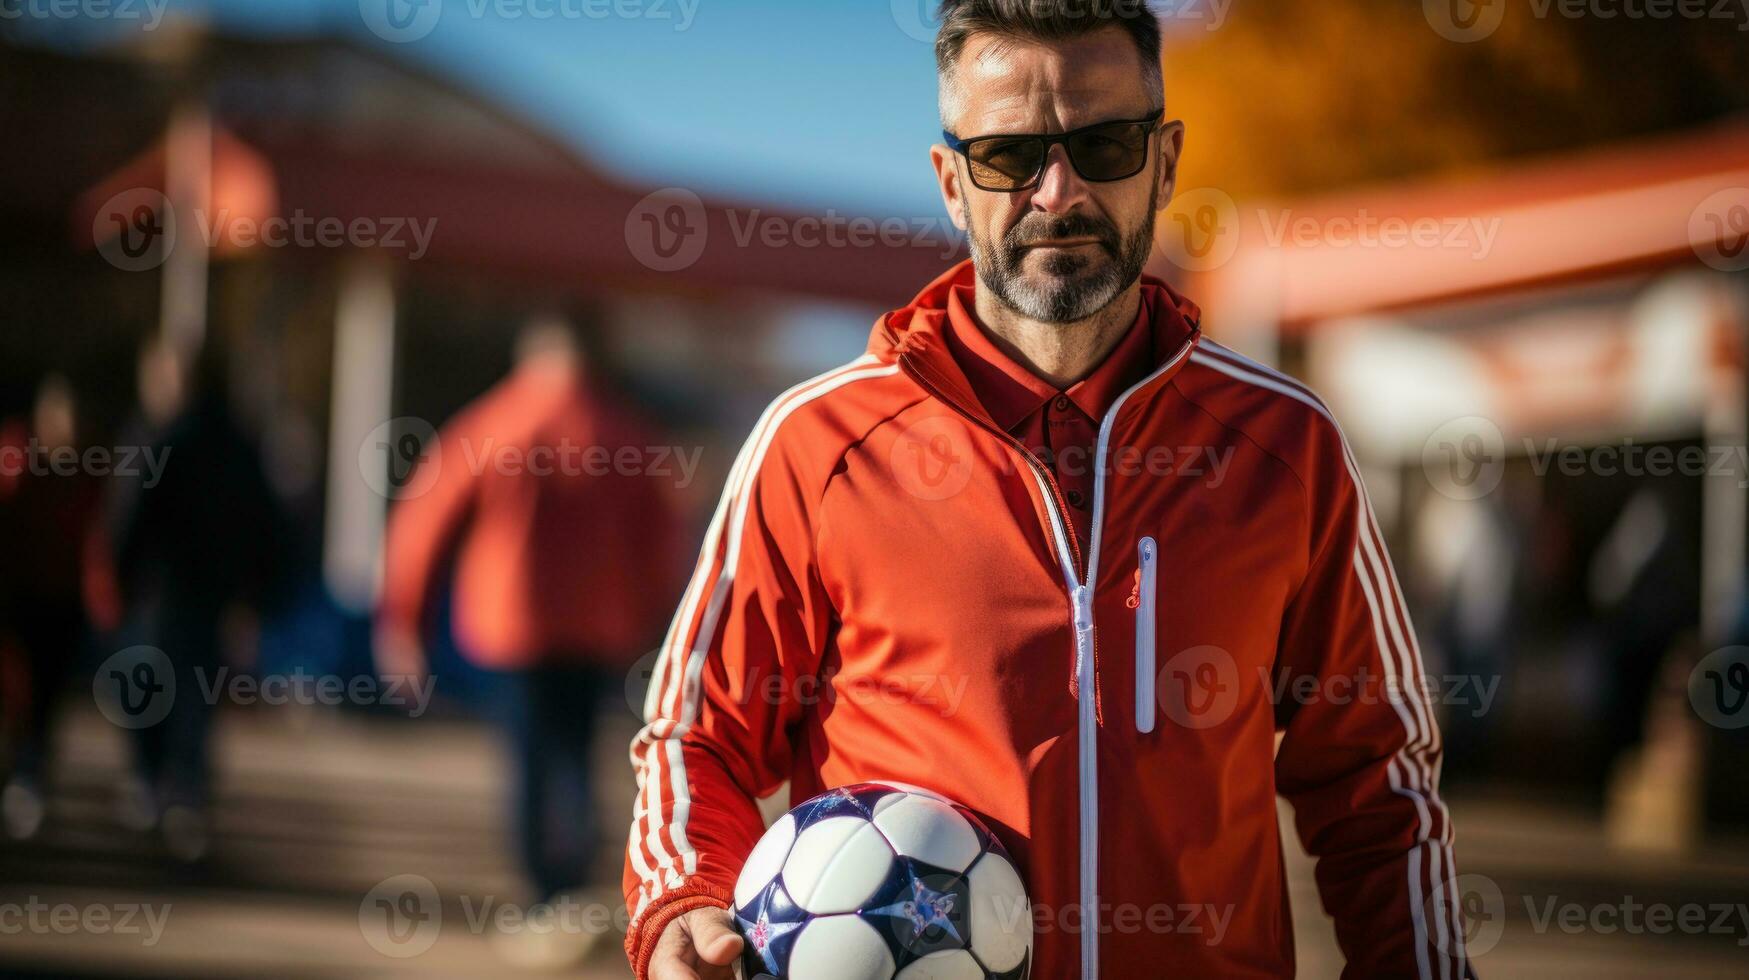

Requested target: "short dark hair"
[{"left": 934, "top": 0, "right": 1163, "bottom": 124}]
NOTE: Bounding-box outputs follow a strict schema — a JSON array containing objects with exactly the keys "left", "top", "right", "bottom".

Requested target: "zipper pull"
[
  {"left": 1136, "top": 537, "right": 1158, "bottom": 734},
  {"left": 1073, "top": 585, "right": 1094, "bottom": 636}
]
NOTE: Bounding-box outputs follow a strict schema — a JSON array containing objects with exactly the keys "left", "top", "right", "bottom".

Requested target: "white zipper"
[
  {"left": 1071, "top": 583, "right": 1098, "bottom": 978},
  {"left": 914, "top": 327, "right": 1197, "bottom": 980},
  {"left": 1076, "top": 333, "right": 1196, "bottom": 980},
  {"left": 1135, "top": 537, "right": 1158, "bottom": 734}
]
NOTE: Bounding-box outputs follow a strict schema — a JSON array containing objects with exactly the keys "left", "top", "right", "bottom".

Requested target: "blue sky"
[{"left": 27, "top": 0, "right": 952, "bottom": 216}]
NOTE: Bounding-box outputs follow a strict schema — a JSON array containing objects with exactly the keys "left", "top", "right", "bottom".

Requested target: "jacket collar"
[{"left": 871, "top": 259, "right": 1203, "bottom": 427}]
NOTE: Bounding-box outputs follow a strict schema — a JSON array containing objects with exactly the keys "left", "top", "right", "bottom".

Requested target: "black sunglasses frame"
[{"left": 942, "top": 110, "right": 1166, "bottom": 192}]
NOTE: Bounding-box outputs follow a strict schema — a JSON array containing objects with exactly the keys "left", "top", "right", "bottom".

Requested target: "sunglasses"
[{"left": 942, "top": 111, "right": 1164, "bottom": 192}]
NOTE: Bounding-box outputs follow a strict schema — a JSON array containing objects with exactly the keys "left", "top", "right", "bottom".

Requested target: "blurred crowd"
[{"left": 0, "top": 320, "right": 685, "bottom": 968}]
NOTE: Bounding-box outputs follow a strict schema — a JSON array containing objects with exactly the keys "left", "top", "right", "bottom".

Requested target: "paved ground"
[{"left": 2, "top": 703, "right": 1747, "bottom": 978}]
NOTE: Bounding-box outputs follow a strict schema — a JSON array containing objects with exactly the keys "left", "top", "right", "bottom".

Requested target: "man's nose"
[{"left": 1028, "top": 143, "right": 1091, "bottom": 214}]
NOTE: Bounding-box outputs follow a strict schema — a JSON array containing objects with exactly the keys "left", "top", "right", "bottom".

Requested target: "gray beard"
[{"left": 963, "top": 182, "right": 1159, "bottom": 325}]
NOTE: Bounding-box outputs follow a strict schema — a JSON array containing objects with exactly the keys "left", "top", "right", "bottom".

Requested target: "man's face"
[{"left": 932, "top": 28, "right": 1183, "bottom": 323}]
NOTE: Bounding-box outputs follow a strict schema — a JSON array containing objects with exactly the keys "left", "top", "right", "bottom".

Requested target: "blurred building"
[
  {"left": 3, "top": 16, "right": 962, "bottom": 677},
  {"left": 1163, "top": 123, "right": 1749, "bottom": 838}
]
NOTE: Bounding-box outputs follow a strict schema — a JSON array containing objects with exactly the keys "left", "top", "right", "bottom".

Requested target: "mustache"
[{"left": 1003, "top": 213, "right": 1121, "bottom": 254}]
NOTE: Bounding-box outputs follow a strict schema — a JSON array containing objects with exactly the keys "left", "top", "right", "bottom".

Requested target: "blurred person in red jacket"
[
  {"left": 1, "top": 374, "right": 121, "bottom": 841},
  {"left": 376, "top": 315, "right": 684, "bottom": 956}
]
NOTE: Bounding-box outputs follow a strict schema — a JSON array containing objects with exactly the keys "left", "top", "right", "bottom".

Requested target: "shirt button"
[
  {"left": 1066, "top": 489, "right": 1085, "bottom": 508},
  {"left": 1053, "top": 395, "right": 1071, "bottom": 413}
]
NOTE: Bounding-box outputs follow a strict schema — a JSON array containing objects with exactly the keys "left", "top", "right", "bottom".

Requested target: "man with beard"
[{"left": 625, "top": 2, "right": 1470, "bottom": 978}]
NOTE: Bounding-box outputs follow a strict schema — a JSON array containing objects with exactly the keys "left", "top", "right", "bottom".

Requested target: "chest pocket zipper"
[{"left": 1135, "top": 536, "right": 1158, "bottom": 734}]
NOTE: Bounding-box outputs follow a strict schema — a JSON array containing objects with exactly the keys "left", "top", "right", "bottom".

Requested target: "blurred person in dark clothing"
[
  {"left": 376, "top": 316, "right": 683, "bottom": 965},
  {"left": 109, "top": 337, "right": 291, "bottom": 861},
  {"left": 0, "top": 375, "right": 120, "bottom": 840},
  {"left": 1588, "top": 481, "right": 1701, "bottom": 790}
]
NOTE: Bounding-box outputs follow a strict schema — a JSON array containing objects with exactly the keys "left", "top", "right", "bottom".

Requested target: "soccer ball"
[{"left": 731, "top": 781, "right": 1031, "bottom": 980}]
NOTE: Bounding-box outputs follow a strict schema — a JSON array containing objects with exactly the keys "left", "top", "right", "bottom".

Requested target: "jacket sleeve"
[
  {"left": 622, "top": 420, "right": 833, "bottom": 978},
  {"left": 377, "top": 418, "right": 481, "bottom": 642},
  {"left": 1272, "top": 420, "right": 1473, "bottom": 980}
]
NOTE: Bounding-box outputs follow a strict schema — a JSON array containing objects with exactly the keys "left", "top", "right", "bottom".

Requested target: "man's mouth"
[{"left": 1021, "top": 237, "right": 1101, "bottom": 250}]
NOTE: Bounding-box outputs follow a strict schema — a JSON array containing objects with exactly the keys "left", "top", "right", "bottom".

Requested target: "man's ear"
[
  {"left": 931, "top": 144, "right": 969, "bottom": 232},
  {"left": 1155, "top": 120, "right": 1185, "bottom": 203}
]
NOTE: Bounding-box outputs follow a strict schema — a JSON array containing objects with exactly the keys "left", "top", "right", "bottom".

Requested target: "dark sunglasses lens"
[
  {"left": 966, "top": 137, "right": 1044, "bottom": 190},
  {"left": 1064, "top": 122, "right": 1151, "bottom": 180}
]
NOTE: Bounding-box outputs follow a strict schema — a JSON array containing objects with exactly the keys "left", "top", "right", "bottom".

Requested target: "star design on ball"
[
  {"left": 744, "top": 910, "right": 802, "bottom": 976},
  {"left": 869, "top": 876, "right": 963, "bottom": 945}
]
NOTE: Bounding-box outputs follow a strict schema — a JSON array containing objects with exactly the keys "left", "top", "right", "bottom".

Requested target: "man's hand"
[
  {"left": 649, "top": 906, "right": 742, "bottom": 980},
  {"left": 372, "top": 623, "right": 428, "bottom": 692}
]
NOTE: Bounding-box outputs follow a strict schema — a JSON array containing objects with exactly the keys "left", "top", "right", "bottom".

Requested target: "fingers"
[
  {"left": 649, "top": 907, "right": 742, "bottom": 980},
  {"left": 648, "top": 917, "right": 704, "bottom": 980},
  {"left": 688, "top": 907, "right": 743, "bottom": 966}
]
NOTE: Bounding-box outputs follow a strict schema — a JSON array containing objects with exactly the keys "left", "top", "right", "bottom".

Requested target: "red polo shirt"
[{"left": 942, "top": 283, "right": 1154, "bottom": 553}]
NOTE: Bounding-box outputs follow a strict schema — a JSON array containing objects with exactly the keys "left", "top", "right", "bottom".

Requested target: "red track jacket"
[
  {"left": 380, "top": 362, "right": 681, "bottom": 669},
  {"left": 625, "top": 261, "right": 1467, "bottom": 979}
]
